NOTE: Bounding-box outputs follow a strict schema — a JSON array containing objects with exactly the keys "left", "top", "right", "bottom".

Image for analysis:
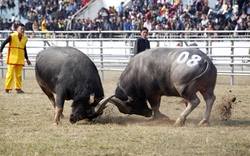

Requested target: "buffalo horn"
[
  {"left": 89, "top": 93, "right": 95, "bottom": 104},
  {"left": 94, "top": 95, "right": 115, "bottom": 114},
  {"left": 109, "top": 97, "right": 128, "bottom": 114}
]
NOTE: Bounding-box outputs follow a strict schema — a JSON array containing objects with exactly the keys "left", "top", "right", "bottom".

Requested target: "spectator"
[
  {"left": 25, "top": 19, "right": 32, "bottom": 37},
  {"left": 116, "top": 16, "right": 123, "bottom": 30},
  {"left": 66, "top": 16, "right": 73, "bottom": 31},
  {"left": 39, "top": 1, "right": 47, "bottom": 16},
  {"left": 110, "top": 18, "right": 117, "bottom": 37},
  {"left": 246, "top": 21, "right": 250, "bottom": 30},
  {"left": 12, "top": 0, "right": 250, "bottom": 39},
  {"left": 236, "top": 21, "right": 246, "bottom": 36},
  {"left": 11, "top": 13, "right": 16, "bottom": 23},
  {"left": 57, "top": 19, "right": 65, "bottom": 31},
  {"left": 46, "top": 1, "right": 53, "bottom": 16},
  {"left": 28, "top": 11, "right": 38, "bottom": 23},
  {"left": 202, "top": 2, "right": 210, "bottom": 15},
  {"left": 73, "top": 19, "right": 82, "bottom": 38},
  {"left": 176, "top": 17, "right": 183, "bottom": 30},
  {"left": 108, "top": 6, "right": 117, "bottom": 16},
  {"left": 2, "top": 19, "right": 10, "bottom": 38},
  {"left": 226, "top": 1, "right": 233, "bottom": 17},
  {"left": 205, "top": 22, "right": 216, "bottom": 38},
  {"left": 124, "top": 18, "right": 132, "bottom": 37},
  {"left": 233, "top": 1, "right": 239, "bottom": 14},
  {"left": 215, "top": 0, "right": 223, "bottom": 11},
  {"left": 188, "top": 4, "right": 196, "bottom": 16},
  {"left": 49, "top": 19, "right": 57, "bottom": 31},
  {"left": 99, "top": 7, "right": 109, "bottom": 20},
  {"left": 143, "top": 18, "right": 152, "bottom": 31},
  {"left": 32, "top": 20, "right": 39, "bottom": 38},
  {"left": 117, "top": 1, "right": 124, "bottom": 17},
  {"left": 216, "top": 16, "right": 226, "bottom": 30},
  {"left": 246, "top": 2, "right": 250, "bottom": 16},
  {"left": 80, "top": 0, "right": 90, "bottom": 8},
  {"left": 102, "top": 18, "right": 111, "bottom": 38},
  {"left": 110, "top": 18, "right": 117, "bottom": 30},
  {"left": 0, "top": 1, "right": 8, "bottom": 14},
  {"left": 124, "top": 6, "right": 130, "bottom": 19},
  {"left": 200, "top": 13, "right": 208, "bottom": 27},
  {"left": 207, "top": 9, "right": 216, "bottom": 23},
  {"left": 133, "top": 27, "right": 150, "bottom": 55},
  {"left": 18, "top": 3, "right": 24, "bottom": 20},
  {"left": 193, "top": 11, "right": 202, "bottom": 26},
  {"left": 240, "top": 10, "right": 247, "bottom": 21},
  {"left": 36, "top": 1, "right": 42, "bottom": 15},
  {"left": 7, "top": 0, "right": 15, "bottom": 12},
  {"left": 52, "top": 0, "right": 58, "bottom": 12},
  {"left": 132, "top": 16, "right": 139, "bottom": 30},
  {"left": 123, "top": 18, "right": 133, "bottom": 31}
]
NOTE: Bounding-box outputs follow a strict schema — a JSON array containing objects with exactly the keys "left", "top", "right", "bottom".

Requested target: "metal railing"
[{"left": 0, "top": 30, "right": 250, "bottom": 85}]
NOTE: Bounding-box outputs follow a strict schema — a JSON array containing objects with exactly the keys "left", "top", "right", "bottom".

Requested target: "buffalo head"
[
  {"left": 69, "top": 94, "right": 114, "bottom": 123},
  {"left": 109, "top": 86, "right": 152, "bottom": 117}
]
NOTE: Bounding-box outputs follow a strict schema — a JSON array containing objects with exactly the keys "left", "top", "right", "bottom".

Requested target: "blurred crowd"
[{"left": 0, "top": 0, "right": 250, "bottom": 38}]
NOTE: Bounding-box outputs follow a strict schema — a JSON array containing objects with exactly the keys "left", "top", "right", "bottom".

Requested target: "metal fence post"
[
  {"left": 66, "top": 33, "right": 69, "bottom": 46},
  {"left": 129, "top": 34, "right": 133, "bottom": 60},
  {"left": 43, "top": 35, "right": 46, "bottom": 49},
  {"left": 230, "top": 38, "right": 234, "bottom": 85},
  {"left": 206, "top": 33, "right": 209, "bottom": 55},
  {"left": 22, "top": 69, "right": 25, "bottom": 80},
  {"left": 180, "top": 33, "right": 183, "bottom": 46},
  {"left": 100, "top": 35, "right": 104, "bottom": 80},
  {"left": 156, "top": 33, "right": 159, "bottom": 47},
  {"left": 1, "top": 60, "right": 3, "bottom": 78},
  {"left": 209, "top": 33, "right": 212, "bottom": 55}
]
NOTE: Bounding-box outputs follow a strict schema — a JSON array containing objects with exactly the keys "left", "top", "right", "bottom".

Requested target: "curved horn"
[
  {"left": 94, "top": 95, "right": 115, "bottom": 114},
  {"left": 89, "top": 93, "right": 95, "bottom": 104},
  {"left": 109, "top": 97, "right": 128, "bottom": 114}
]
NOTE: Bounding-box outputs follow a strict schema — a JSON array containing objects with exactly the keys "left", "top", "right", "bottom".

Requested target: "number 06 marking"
[{"left": 176, "top": 51, "right": 202, "bottom": 67}]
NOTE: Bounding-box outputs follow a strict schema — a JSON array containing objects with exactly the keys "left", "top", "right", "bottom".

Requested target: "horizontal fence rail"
[{"left": 0, "top": 30, "right": 250, "bottom": 85}]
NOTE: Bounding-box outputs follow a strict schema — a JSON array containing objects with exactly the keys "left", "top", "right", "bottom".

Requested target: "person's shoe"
[
  {"left": 16, "top": 90, "right": 25, "bottom": 94},
  {"left": 5, "top": 90, "right": 9, "bottom": 94}
]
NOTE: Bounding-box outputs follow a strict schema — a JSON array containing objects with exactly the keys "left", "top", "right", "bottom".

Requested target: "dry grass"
[{"left": 1, "top": 70, "right": 250, "bottom": 156}]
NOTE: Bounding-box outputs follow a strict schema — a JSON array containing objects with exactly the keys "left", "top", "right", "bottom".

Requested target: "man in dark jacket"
[
  {"left": 133, "top": 27, "right": 150, "bottom": 55},
  {"left": 25, "top": 19, "right": 33, "bottom": 37},
  {"left": 49, "top": 19, "right": 57, "bottom": 31}
]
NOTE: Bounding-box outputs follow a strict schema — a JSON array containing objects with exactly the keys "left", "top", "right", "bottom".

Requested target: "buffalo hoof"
[
  {"left": 52, "top": 121, "right": 61, "bottom": 125},
  {"left": 198, "top": 119, "right": 210, "bottom": 127},
  {"left": 152, "top": 113, "right": 170, "bottom": 120},
  {"left": 174, "top": 117, "right": 186, "bottom": 126}
]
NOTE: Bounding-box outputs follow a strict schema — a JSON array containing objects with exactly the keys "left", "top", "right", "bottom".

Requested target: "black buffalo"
[
  {"left": 110, "top": 48, "right": 217, "bottom": 126},
  {"left": 35, "top": 46, "right": 112, "bottom": 125}
]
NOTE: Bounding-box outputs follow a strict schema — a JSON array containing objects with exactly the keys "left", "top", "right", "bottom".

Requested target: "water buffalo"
[
  {"left": 110, "top": 47, "right": 217, "bottom": 126},
  {"left": 35, "top": 46, "right": 112, "bottom": 125}
]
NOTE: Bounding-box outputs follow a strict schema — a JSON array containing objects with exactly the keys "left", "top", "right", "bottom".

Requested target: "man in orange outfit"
[{"left": 0, "top": 23, "right": 31, "bottom": 94}]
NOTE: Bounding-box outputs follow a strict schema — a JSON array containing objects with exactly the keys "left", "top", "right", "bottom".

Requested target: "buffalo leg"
[
  {"left": 39, "top": 85, "right": 64, "bottom": 120},
  {"left": 198, "top": 88, "right": 216, "bottom": 126},
  {"left": 39, "top": 85, "right": 56, "bottom": 108},
  {"left": 53, "top": 90, "right": 65, "bottom": 125},
  {"left": 175, "top": 94, "right": 200, "bottom": 126},
  {"left": 147, "top": 96, "right": 169, "bottom": 119}
]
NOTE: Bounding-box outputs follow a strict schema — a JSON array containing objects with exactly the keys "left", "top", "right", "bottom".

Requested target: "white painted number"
[
  {"left": 176, "top": 51, "right": 202, "bottom": 67},
  {"left": 176, "top": 51, "right": 189, "bottom": 64}
]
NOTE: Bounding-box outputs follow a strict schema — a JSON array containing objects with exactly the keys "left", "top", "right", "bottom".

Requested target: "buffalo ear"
[{"left": 89, "top": 93, "right": 95, "bottom": 104}]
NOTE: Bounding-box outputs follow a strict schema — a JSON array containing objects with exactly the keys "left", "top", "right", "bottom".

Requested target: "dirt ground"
[{"left": 0, "top": 70, "right": 249, "bottom": 126}]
